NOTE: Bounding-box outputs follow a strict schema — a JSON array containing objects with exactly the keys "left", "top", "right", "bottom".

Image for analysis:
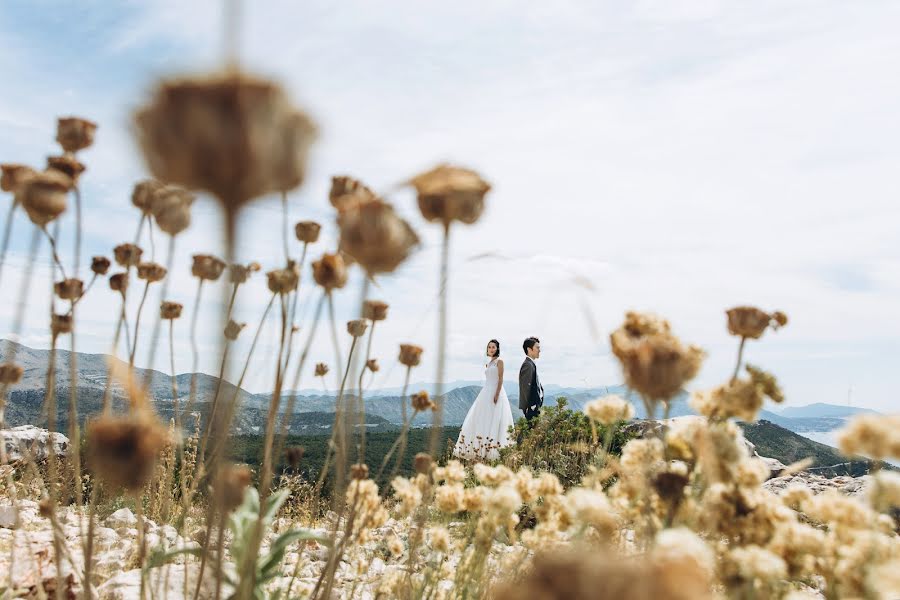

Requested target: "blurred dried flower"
[
  {"left": 366, "top": 358, "right": 379, "bottom": 373},
  {"left": 56, "top": 117, "right": 97, "bottom": 153},
  {"left": 191, "top": 254, "right": 226, "bottom": 281},
  {"left": 113, "top": 243, "right": 143, "bottom": 267},
  {"left": 131, "top": 179, "right": 165, "bottom": 214},
  {"left": 414, "top": 453, "right": 433, "bottom": 475},
  {"left": 91, "top": 256, "right": 111, "bottom": 275},
  {"left": 46, "top": 155, "right": 86, "bottom": 183},
  {"left": 653, "top": 471, "right": 690, "bottom": 504},
  {"left": 134, "top": 72, "right": 317, "bottom": 208},
  {"left": 38, "top": 498, "right": 52, "bottom": 519},
  {"left": 286, "top": 446, "right": 305, "bottom": 470},
  {"left": 150, "top": 184, "right": 195, "bottom": 236},
  {"left": 399, "top": 344, "right": 423, "bottom": 368},
  {"left": 0, "top": 363, "right": 24, "bottom": 384},
  {"left": 16, "top": 170, "right": 72, "bottom": 226},
  {"left": 347, "top": 319, "right": 369, "bottom": 338},
  {"left": 363, "top": 300, "right": 389, "bottom": 322},
  {"left": 109, "top": 272, "right": 128, "bottom": 293},
  {"left": 338, "top": 198, "right": 419, "bottom": 274},
  {"left": 294, "top": 220, "right": 321, "bottom": 244},
  {"left": 229, "top": 261, "right": 261, "bottom": 285},
  {"left": 311, "top": 253, "right": 348, "bottom": 291},
  {"left": 224, "top": 319, "right": 246, "bottom": 341},
  {"left": 137, "top": 262, "right": 167, "bottom": 283},
  {"left": 86, "top": 413, "right": 168, "bottom": 492},
  {"left": 1, "top": 164, "right": 36, "bottom": 193},
  {"left": 160, "top": 301, "right": 183, "bottom": 320},
  {"left": 409, "top": 164, "right": 490, "bottom": 226},
  {"left": 54, "top": 278, "right": 83, "bottom": 301},
  {"left": 214, "top": 464, "right": 252, "bottom": 513},
  {"left": 314, "top": 363, "right": 329, "bottom": 377},
  {"left": 411, "top": 391, "right": 435, "bottom": 412},
  {"left": 351, "top": 463, "right": 369, "bottom": 480},
  {"left": 267, "top": 263, "right": 299, "bottom": 294},
  {"left": 691, "top": 365, "right": 784, "bottom": 422},
  {"left": 584, "top": 395, "right": 634, "bottom": 426},
  {"left": 837, "top": 414, "right": 900, "bottom": 460},
  {"left": 51, "top": 313, "right": 73, "bottom": 337},
  {"left": 329, "top": 176, "right": 376, "bottom": 211},
  {"left": 726, "top": 306, "right": 787, "bottom": 339}
]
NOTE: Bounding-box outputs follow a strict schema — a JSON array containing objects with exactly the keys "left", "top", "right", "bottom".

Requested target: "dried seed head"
[
  {"left": 314, "top": 363, "right": 329, "bottom": 377},
  {"left": 351, "top": 463, "right": 369, "bottom": 480},
  {"left": 109, "top": 272, "right": 129, "bottom": 293},
  {"left": 137, "top": 262, "right": 167, "bottom": 283},
  {"left": 347, "top": 319, "right": 369, "bottom": 338},
  {"left": 160, "top": 301, "right": 183, "bottom": 320},
  {"left": 46, "top": 155, "right": 86, "bottom": 183},
  {"left": 399, "top": 344, "right": 424, "bottom": 367},
  {"left": 224, "top": 319, "right": 246, "bottom": 341},
  {"left": 91, "top": 256, "right": 111, "bottom": 275},
  {"left": 584, "top": 395, "right": 635, "bottom": 426},
  {"left": 54, "top": 278, "right": 84, "bottom": 301},
  {"left": 56, "top": 117, "right": 97, "bottom": 153},
  {"left": 86, "top": 413, "right": 168, "bottom": 492},
  {"left": 134, "top": 72, "right": 317, "bottom": 209},
  {"left": 725, "top": 306, "right": 786, "bottom": 340},
  {"left": 191, "top": 254, "right": 226, "bottom": 281},
  {"left": 414, "top": 453, "right": 433, "bottom": 475},
  {"left": 329, "top": 176, "right": 376, "bottom": 211},
  {"left": 409, "top": 164, "right": 490, "bottom": 226},
  {"left": 338, "top": 198, "right": 419, "bottom": 274},
  {"left": 38, "top": 498, "right": 53, "bottom": 519},
  {"left": 366, "top": 358, "right": 379, "bottom": 373},
  {"left": 113, "top": 243, "right": 143, "bottom": 267},
  {"left": 131, "top": 179, "right": 165, "bottom": 214},
  {"left": 363, "top": 300, "right": 389, "bottom": 322},
  {"left": 16, "top": 170, "right": 72, "bottom": 226},
  {"left": 266, "top": 262, "right": 300, "bottom": 294},
  {"left": 51, "top": 313, "right": 73, "bottom": 337},
  {"left": 411, "top": 390, "right": 435, "bottom": 412},
  {"left": 150, "top": 184, "right": 195, "bottom": 236},
  {"left": 213, "top": 464, "right": 253, "bottom": 513},
  {"left": 311, "top": 253, "right": 348, "bottom": 291},
  {"left": 294, "top": 220, "right": 322, "bottom": 244},
  {"left": 286, "top": 446, "right": 305, "bottom": 470},
  {"left": 653, "top": 471, "right": 690, "bottom": 504},
  {"left": 0, "top": 363, "right": 24, "bottom": 384},
  {"left": 229, "top": 261, "right": 261, "bottom": 284},
  {"left": 1, "top": 164, "right": 36, "bottom": 193}
]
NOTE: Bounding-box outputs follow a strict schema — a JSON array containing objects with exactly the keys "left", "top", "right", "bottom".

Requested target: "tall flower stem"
[
  {"left": 0, "top": 201, "right": 17, "bottom": 290},
  {"left": 356, "top": 321, "right": 375, "bottom": 462},
  {"left": 129, "top": 281, "right": 151, "bottom": 366},
  {"left": 41, "top": 225, "right": 68, "bottom": 280},
  {"left": 258, "top": 293, "right": 290, "bottom": 503},
  {"left": 187, "top": 278, "right": 205, "bottom": 417},
  {"left": 67, "top": 301, "right": 83, "bottom": 511},
  {"left": 731, "top": 336, "right": 747, "bottom": 383},
  {"left": 44, "top": 333, "right": 64, "bottom": 600},
  {"left": 73, "top": 185, "right": 82, "bottom": 275},
  {"left": 141, "top": 235, "right": 177, "bottom": 392},
  {"left": 375, "top": 366, "right": 412, "bottom": 489},
  {"left": 327, "top": 293, "right": 344, "bottom": 386},
  {"left": 429, "top": 224, "right": 451, "bottom": 455}
]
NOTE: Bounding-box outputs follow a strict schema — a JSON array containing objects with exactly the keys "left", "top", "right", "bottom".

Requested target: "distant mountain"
[{"left": 776, "top": 403, "right": 881, "bottom": 419}]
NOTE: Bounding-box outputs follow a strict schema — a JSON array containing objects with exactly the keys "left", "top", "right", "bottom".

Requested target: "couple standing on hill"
[{"left": 452, "top": 337, "right": 544, "bottom": 461}]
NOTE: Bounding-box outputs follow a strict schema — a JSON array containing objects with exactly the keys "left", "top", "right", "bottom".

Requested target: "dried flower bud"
[
  {"left": 46, "top": 155, "right": 86, "bottom": 183},
  {"left": 214, "top": 464, "right": 252, "bottom": 513},
  {"left": 366, "top": 358, "right": 379, "bottom": 373},
  {"left": 230, "top": 261, "right": 261, "bottom": 284},
  {"left": 411, "top": 391, "right": 435, "bottom": 412},
  {"left": 338, "top": 198, "right": 419, "bottom": 274},
  {"left": 150, "top": 185, "right": 195, "bottom": 236},
  {"left": 38, "top": 498, "right": 52, "bottom": 519},
  {"left": 224, "top": 319, "right": 246, "bottom": 341},
  {"left": 134, "top": 72, "right": 317, "bottom": 210},
  {"left": 86, "top": 413, "right": 168, "bottom": 492},
  {"left": 191, "top": 254, "right": 226, "bottom": 281},
  {"left": 54, "top": 278, "right": 84, "bottom": 301},
  {"left": 584, "top": 395, "right": 634, "bottom": 426},
  {"left": 267, "top": 263, "right": 299, "bottom": 294},
  {"left": 414, "top": 453, "right": 433, "bottom": 475},
  {"left": 294, "top": 221, "right": 322, "bottom": 244},
  {"left": 16, "top": 170, "right": 72, "bottom": 226},
  {"left": 91, "top": 256, "right": 111, "bottom": 275},
  {"left": 160, "top": 301, "right": 183, "bottom": 320},
  {"left": 131, "top": 179, "right": 165, "bottom": 214},
  {"left": 350, "top": 463, "right": 369, "bottom": 480},
  {"left": 399, "top": 344, "right": 424, "bottom": 368},
  {"left": 113, "top": 243, "right": 143, "bottom": 267},
  {"left": 409, "top": 164, "right": 490, "bottom": 226},
  {"left": 56, "top": 117, "right": 97, "bottom": 153},
  {"left": 771, "top": 311, "right": 788, "bottom": 327},
  {"left": 329, "top": 176, "right": 376, "bottom": 211},
  {"left": 0, "top": 363, "right": 24, "bottom": 384},
  {"left": 311, "top": 253, "right": 348, "bottom": 291},
  {"left": 137, "top": 262, "right": 167, "bottom": 283},
  {"left": 286, "top": 446, "right": 305, "bottom": 470},
  {"left": 653, "top": 471, "right": 690, "bottom": 504},
  {"left": 1, "top": 164, "right": 36, "bottom": 193},
  {"left": 109, "top": 272, "right": 129, "bottom": 293},
  {"left": 363, "top": 300, "right": 389, "bottom": 322},
  {"left": 347, "top": 319, "right": 369, "bottom": 338},
  {"left": 51, "top": 313, "right": 73, "bottom": 337},
  {"left": 725, "top": 306, "right": 786, "bottom": 340},
  {"left": 314, "top": 363, "right": 329, "bottom": 377}
]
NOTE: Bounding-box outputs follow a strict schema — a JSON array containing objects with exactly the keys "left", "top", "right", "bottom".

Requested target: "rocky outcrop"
[
  {"left": 763, "top": 473, "right": 871, "bottom": 497},
  {"left": 2, "top": 425, "right": 69, "bottom": 462}
]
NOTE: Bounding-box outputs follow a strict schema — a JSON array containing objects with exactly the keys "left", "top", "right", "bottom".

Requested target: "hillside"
[{"left": 741, "top": 420, "right": 871, "bottom": 477}]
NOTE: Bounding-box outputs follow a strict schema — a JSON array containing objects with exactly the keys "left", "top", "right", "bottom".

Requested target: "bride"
[{"left": 453, "top": 339, "right": 515, "bottom": 461}]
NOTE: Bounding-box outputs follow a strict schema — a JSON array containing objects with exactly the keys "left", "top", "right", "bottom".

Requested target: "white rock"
[
  {"left": 106, "top": 508, "right": 138, "bottom": 530},
  {"left": 1, "top": 425, "right": 69, "bottom": 462},
  {"left": 0, "top": 505, "right": 19, "bottom": 529},
  {"left": 98, "top": 563, "right": 227, "bottom": 600}
]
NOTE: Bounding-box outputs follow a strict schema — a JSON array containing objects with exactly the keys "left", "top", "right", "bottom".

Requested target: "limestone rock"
[{"left": 2, "top": 425, "right": 69, "bottom": 462}]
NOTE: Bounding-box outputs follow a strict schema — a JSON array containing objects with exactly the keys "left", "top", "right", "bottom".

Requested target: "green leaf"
[
  {"left": 258, "top": 528, "right": 328, "bottom": 578},
  {"left": 144, "top": 546, "right": 203, "bottom": 570}
]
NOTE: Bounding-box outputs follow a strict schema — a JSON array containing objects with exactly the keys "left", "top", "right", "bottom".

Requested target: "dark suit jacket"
[{"left": 518, "top": 357, "right": 543, "bottom": 411}]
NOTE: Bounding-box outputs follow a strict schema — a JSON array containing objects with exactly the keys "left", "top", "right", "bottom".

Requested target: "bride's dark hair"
[{"left": 487, "top": 339, "right": 500, "bottom": 357}]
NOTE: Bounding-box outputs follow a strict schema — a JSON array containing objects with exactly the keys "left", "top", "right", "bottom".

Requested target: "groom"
[{"left": 518, "top": 336, "right": 543, "bottom": 420}]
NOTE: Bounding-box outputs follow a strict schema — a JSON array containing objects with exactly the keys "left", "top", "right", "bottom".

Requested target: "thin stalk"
[
  {"left": 196, "top": 280, "right": 239, "bottom": 452},
  {"left": 281, "top": 190, "right": 290, "bottom": 264},
  {"left": 375, "top": 366, "right": 412, "bottom": 488},
  {"left": 41, "top": 225, "right": 68, "bottom": 280},
  {"left": 141, "top": 234, "right": 177, "bottom": 392},
  {"left": 429, "top": 224, "right": 451, "bottom": 455},
  {"left": 45, "top": 334, "right": 64, "bottom": 600},
  {"left": 280, "top": 242, "right": 308, "bottom": 375},
  {"left": 258, "top": 293, "right": 290, "bottom": 502},
  {"left": 187, "top": 278, "right": 205, "bottom": 417},
  {"left": 332, "top": 335, "right": 360, "bottom": 508},
  {"left": 101, "top": 289, "right": 129, "bottom": 415},
  {"left": 327, "top": 293, "right": 344, "bottom": 389},
  {"left": 73, "top": 185, "right": 82, "bottom": 275},
  {"left": 356, "top": 321, "right": 375, "bottom": 462},
  {"left": 129, "top": 281, "right": 151, "bottom": 366},
  {"left": 731, "top": 336, "right": 747, "bottom": 383},
  {"left": 0, "top": 201, "right": 17, "bottom": 290},
  {"left": 67, "top": 302, "right": 83, "bottom": 511}
]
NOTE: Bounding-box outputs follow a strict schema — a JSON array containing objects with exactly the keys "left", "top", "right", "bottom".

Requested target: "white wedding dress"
[{"left": 453, "top": 359, "right": 515, "bottom": 461}]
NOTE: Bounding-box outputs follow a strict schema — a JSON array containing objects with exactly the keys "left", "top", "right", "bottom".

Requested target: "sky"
[{"left": 0, "top": 0, "right": 898, "bottom": 412}]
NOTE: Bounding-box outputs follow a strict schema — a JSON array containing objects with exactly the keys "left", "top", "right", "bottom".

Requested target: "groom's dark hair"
[{"left": 522, "top": 336, "right": 540, "bottom": 354}]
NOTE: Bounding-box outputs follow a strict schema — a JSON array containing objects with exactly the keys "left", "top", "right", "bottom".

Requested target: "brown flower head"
[
  {"left": 0, "top": 363, "right": 24, "bottom": 385},
  {"left": 350, "top": 463, "right": 369, "bottom": 480},
  {"left": 338, "top": 198, "right": 419, "bottom": 274},
  {"left": 653, "top": 471, "right": 690, "bottom": 505},
  {"left": 137, "top": 262, "right": 167, "bottom": 283},
  {"left": 56, "top": 117, "right": 97, "bottom": 153},
  {"left": 414, "top": 453, "right": 433, "bottom": 475},
  {"left": 213, "top": 464, "right": 253, "bottom": 513},
  {"left": 91, "top": 256, "right": 111, "bottom": 276},
  {"left": 411, "top": 390, "right": 435, "bottom": 412},
  {"left": 54, "top": 278, "right": 83, "bottom": 301},
  {"left": 267, "top": 262, "right": 300, "bottom": 294},
  {"left": 113, "top": 243, "right": 143, "bottom": 267},
  {"left": 409, "top": 164, "right": 490, "bottom": 227},
  {"left": 610, "top": 311, "right": 704, "bottom": 402},
  {"left": 1, "top": 164, "right": 36, "bottom": 193},
  {"left": 224, "top": 319, "right": 246, "bottom": 341},
  {"left": 131, "top": 179, "right": 165, "bottom": 214},
  {"left": 229, "top": 261, "right": 261, "bottom": 285},
  {"left": 38, "top": 498, "right": 52, "bottom": 519},
  {"left": 160, "top": 301, "right": 183, "bottom": 320},
  {"left": 86, "top": 413, "right": 168, "bottom": 492},
  {"left": 725, "top": 306, "right": 787, "bottom": 340},
  {"left": 311, "top": 252, "right": 348, "bottom": 291},
  {"left": 285, "top": 446, "right": 305, "bottom": 470},
  {"left": 366, "top": 358, "right": 379, "bottom": 373},
  {"left": 399, "top": 344, "right": 424, "bottom": 368},
  {"left": 109, "top": 272, "right": 129, "bottom": 293},
  {"left": 347, "top": 319, "right": 369, "bottom": 338},
  {"left": 16, "top": 170, "right": 72, "bottom": 226},
  {"left": 150, "top": 184, "right": 195, "bottom": 236},
  {"left": 51, "top": 313, "right": 73, "bottom": 337},
  {"left": 314, "top": 362, "right": 329, "bottom": 377},
  {"left": 363, "top": 300, "right": 389, "bottom": 322},
  {"left": 191, "top": 254, "right": 226, "bottom": 281},
  {"left": 134, "top": 72, "right": 317, "bottom": 210},
  {"left": 329, "top": 175, "right": 376, "bottom": 211},
  {"left": 294, "top": 220, "right": 322, "bottom": 244},
  {"left": 46, "top": 155, "right": 86, "bottom": 183}
]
